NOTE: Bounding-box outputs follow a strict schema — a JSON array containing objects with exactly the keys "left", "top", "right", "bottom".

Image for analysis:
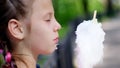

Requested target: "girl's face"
[{"left": 24, "top": 0, "right": 61, "bottom": 55}]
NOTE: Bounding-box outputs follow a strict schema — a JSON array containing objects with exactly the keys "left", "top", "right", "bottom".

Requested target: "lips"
[{"left": 53, "top": 37, "right": 59, "bottom": 44}]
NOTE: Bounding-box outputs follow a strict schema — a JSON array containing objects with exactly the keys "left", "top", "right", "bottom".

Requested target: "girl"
[{"left": 0, "top": 0, "right": 61, "bottom": 68}]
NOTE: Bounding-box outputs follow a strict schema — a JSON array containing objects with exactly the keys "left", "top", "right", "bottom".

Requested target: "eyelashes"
[
  {"left": 44, "top": 13, "right": 53, "bottom": 22},
  {"left": 45, "top": 19, "right": 51, "bottom": 22},
  {"left": 44, "top": 16, "right": 52, "bottom": 23}
]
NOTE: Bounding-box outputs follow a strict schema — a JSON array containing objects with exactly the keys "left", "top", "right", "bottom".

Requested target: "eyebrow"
[{"left": 43, "top": 12, "right": 53, "bottom": 19}]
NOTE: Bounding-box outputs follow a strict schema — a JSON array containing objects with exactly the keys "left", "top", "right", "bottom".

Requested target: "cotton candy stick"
[
  {"left": 92, "top": 10, "right": 98, "bottom": 24},
  {"left": 93, "top": 10, "right": 97, "bottom": 20}
]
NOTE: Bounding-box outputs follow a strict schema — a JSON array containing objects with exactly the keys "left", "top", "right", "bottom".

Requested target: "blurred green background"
[{"left": 52, "top": 0, "right": 120, "bottom": 39}]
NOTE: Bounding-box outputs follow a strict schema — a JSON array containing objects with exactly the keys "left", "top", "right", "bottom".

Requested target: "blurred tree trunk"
[
  {"left": 82, "top": 0, "right": 91, "bottom": 20},
  {"left": 106, "top": 0, "right": 114, "bottom": 17},
  {"left": 82, "top": 0, "right": 88, "bottom": 16}
]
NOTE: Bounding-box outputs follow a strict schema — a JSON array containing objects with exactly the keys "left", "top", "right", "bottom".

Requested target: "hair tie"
[{"left": 5, "top": 52, "right": 12, "bottom": 63}]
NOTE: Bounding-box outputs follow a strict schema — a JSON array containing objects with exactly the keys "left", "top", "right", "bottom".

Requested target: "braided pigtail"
[
  {"left": 0, "top": 0, "right": 28, "bottom": 68},
  {"left": 0, "top": 41, "right": 17, "bottom": 68}
]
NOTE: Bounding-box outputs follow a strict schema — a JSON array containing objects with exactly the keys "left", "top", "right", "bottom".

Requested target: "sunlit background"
[{"left": 1, "top": 0, "right": 120, "bottom": 68}]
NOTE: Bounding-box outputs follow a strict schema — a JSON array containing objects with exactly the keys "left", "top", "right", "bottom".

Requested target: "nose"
[{"left": 54, "top": 20, "right": 61, "bottom": 32}]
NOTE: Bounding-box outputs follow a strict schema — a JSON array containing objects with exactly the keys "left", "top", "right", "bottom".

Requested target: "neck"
[
  {"left": 13, "top": 54, "right": 37, "bottom": 68},
  {"left": 11, "top": 44, "right": 38, "bottom": 68}
]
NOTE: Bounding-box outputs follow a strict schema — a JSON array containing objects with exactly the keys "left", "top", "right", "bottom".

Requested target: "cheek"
[
  {"left": 28, "top": 23, "right": 56, "bottom": 54},
  {"left": 31, "top": 23, "right": 52, "bottom": 43}
]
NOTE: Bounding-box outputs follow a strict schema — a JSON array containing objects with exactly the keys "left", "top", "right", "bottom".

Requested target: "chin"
[
  {"left": 49, "top": 50, "right": 55, "bottom": 54},
  {"left": 45, "top": 49, "right": 56, "bottom": 55}
]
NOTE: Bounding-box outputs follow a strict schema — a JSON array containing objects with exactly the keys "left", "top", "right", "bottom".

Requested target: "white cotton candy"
[{"left": 75, "top": 19, "right": 105, "bottom": 68}]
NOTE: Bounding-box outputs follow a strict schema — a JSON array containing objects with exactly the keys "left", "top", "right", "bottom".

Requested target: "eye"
[
  {"left": 45, "top": 19, "right": 51, "bottom": 22},
  {"left": 44, "top": 13, "right": 53, "bottom": 23},
  {"left": 44, "top": 17, "right": 51, "bottom": 22}
]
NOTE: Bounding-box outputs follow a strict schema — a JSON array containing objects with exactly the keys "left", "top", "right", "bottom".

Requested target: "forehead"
[
  {"left": 28, "top": 0, "right": 54, "bottom": 20},
  {"left": 32, "top": 0, "right": 54, "bottom": 13}
]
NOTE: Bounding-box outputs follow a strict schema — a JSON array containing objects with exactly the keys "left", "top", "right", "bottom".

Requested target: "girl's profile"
[{"left": 0, "top": 0, "right": 61, "bottom": 68}]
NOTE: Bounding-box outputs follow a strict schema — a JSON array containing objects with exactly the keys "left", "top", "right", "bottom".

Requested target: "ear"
[{"left": 8, "top": 19, "right": 24, "bottom": 40}]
